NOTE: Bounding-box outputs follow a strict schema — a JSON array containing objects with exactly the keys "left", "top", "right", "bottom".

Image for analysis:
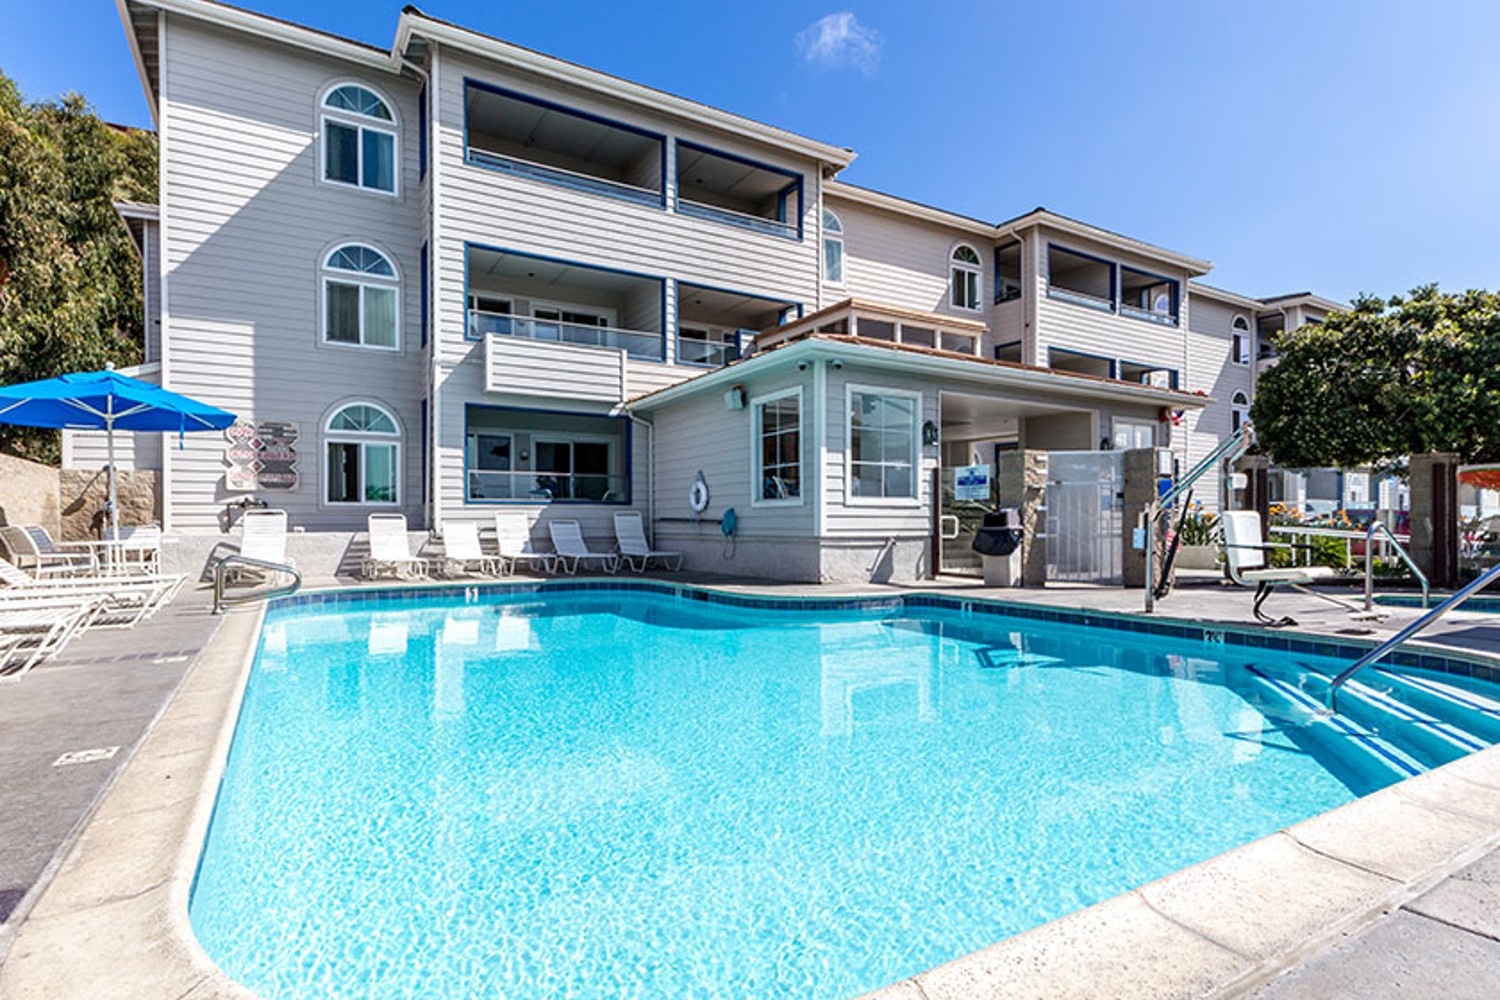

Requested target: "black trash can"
[{"left": 972, "top": 508, "right": 1024, "bottom": 585}]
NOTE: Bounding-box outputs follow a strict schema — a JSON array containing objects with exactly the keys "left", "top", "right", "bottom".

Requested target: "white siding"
[
  {"left": 143, "top": 220, "right": 162, "bottom": 363},
  {"left": 65, "top": 429, "right": 164, "bottom": 474},
  {"left": 485, "top": 337, "right": 625, "bottom": 403},
  {"left": 159, "top": 16, "right": 425, "bottom": 532},
  {"left": 822, "top": 367, "right": 939, "bottom": 539},
  {"left": 1184, "top": 295, "right": 1254, "bottom": 510}
]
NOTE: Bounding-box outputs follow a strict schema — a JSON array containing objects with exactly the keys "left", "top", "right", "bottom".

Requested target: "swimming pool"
[{"left": 190, "top": 585, "right": 1500, "bottom": 999}]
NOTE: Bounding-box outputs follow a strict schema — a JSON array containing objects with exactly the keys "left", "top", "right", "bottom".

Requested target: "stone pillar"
[
  {"left": 1122, "top": 448, "right": 1164, "bottom": 589},
  {"left": 1409, "top": 452, "right": 1460, "bottom": 589},
  {"left": 998, "top": 450, "right": 1048, "bottom": 587}
]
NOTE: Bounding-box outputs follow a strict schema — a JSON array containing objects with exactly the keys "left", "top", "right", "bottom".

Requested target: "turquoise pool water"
[{"left": 190, "top": 588, "right": 1466, "bottom": 999}]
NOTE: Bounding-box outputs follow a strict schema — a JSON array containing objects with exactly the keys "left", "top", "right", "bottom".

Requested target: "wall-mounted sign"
[
  {"left": 955, "top": 464, "right": 992, "bottom": 502},
  {"left": 225, "top": 420, "right": 299, "bottom": 492}
]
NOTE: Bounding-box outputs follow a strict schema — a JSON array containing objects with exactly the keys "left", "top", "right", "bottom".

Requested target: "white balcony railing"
[
  {"left": 467, "top": 470, "right": 628, "bottom": 503},
  {"left": 469, "top": 311, "right": 664, "bottom": 361},
  {"left": 676, "top": 334, "right": 740, "bottom": 367}
]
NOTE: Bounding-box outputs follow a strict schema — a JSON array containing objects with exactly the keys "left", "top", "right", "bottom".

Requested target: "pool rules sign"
[{"left": 225, "top": 420, "right": 300, "bottom": 492}]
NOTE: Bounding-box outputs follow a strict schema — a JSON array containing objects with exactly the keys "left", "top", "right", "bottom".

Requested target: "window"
[
  {"left": 326, "top": 403, "right": 400, "bottom": 505},
  {"left": 1119, "top": 361, "right": 1178, "bottom": 389},
  {"left": 1231, "top": 316, "right": 1251, "bottom": 365},
  {"left": 823, "top": 209, "right": 845, "bottom": 284},
  {"left": 753, "top": 389, "right": 801, "bottom": 504},
  {"left": 950, "top": 244, "right": 982, "bottom": 311},
  {"left": 323, "top": 244, "right": 399, "bottom": 349},
  {"left": 321, "top": 83, "right": 396, "bottom": 194},
  {"left": 465, "top": 405, "right": 629, "bottom": 503},
  {"left": 1113, "top": 418, "right": 1156, "bottom": 450},
  {"left": 994, "top": 241, "right": 1022, "bottom": 303},
  {"left": 1256, "top": 314, "right": 1283, "bottom": 360},
  {"left": 1231, "top": 391, "right": 1250, "bottom": 433},
  {"left": 848, "top": 387, "right": 919, "bottom": 501}
]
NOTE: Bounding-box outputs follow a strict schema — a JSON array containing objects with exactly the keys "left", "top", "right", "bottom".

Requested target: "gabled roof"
[
  {"left": 117, "top": 0, "right": 857, "bottom": 169},
  {"left": 997, "top": 207, "right": 1213, "bottom": 275}
]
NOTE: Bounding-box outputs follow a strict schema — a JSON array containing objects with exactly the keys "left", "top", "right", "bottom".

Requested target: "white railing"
[
  {"left": 676, "top": 197, "right": 798, "bottom": 239},
  {"left": 467, "top": 470, "right": 628, "bottom": 504},
  {"left": 469, "top": 311, "right": 664, "bottom": 361},
  {"left": 465, "top": 146, "right": 662, "bottom": 206},
  {"left": 676, "top": 334, "right": 740, "bottom": 367}
]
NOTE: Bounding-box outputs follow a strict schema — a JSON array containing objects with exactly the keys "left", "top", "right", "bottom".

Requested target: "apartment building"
[{"left": 98, "top": 0, "right": 1340, "bottom": 581}]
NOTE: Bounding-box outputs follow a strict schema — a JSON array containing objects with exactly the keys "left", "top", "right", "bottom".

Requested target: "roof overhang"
[
  {"left": 1259, "top": 291, "right": 1345, "bottom": 313},
  {"left": 114, "top": 200, "right": 159, "bottom": 255},
  {"left": 395, "top": 10, "right": 856, "bottom": 170},
  {"left": 1187, "top": 281, "right": 1264, "bottom": 311},
  {"left": 628, "top": 336, "right": 1210, "bottom": 413},
  {"left": 824, "top": 181, "right": 997, "bottom": 239},
  {"left": 998, "top": 209, "right": 1213, "bottom": 275}
]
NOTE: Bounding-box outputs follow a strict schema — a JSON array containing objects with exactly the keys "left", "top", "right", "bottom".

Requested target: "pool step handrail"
[
  {"left": 213, "top": 554, "right": 301, "bottom": 613},
  {"left": 1364, "top": 520, "right": 1429, "bottom": 612},
  {"left": 1328, "top": 560, "right": 1500, "bottom": 712},
  {"left": 1144, "top": 421, "right": 1257, "bottom": 613}
]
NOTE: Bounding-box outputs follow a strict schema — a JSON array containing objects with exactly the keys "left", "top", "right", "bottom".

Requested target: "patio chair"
[
  {"left": 1, "top": 525, "right": 95, "bottom": 578},
  {"left": 362, "top": 514, "right": 430, "bottom": 580},
  {"left": 441, "top": 521, "right": 503, "bottom": 577},
  {"left": 547, "top": 519, "right": 619, "bottom": 575},
  {"left": 1221, "top": 511, "right": 1380, "bottom": 626},
  {"left": 225, "top": 509, "right": 295, "bottom": 583},
  {"left": 612, "top": 511, "right": 682, "bottom": 572},
  {"left": 0, "top": 557, "right": 184, "bottom": 626},
  {"left": 493, "top": 512, "right": 555, "bottom": 575},
  {"left": 0, "top": 603, "right": 98, "bottom": 678}
]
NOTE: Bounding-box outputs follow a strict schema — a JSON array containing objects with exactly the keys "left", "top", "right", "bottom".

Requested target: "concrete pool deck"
[{"left": 2, "top": 573, "right": 1499, "bottom": 997}]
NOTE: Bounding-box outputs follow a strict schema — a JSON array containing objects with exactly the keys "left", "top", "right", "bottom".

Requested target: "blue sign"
[{"left": 955, "top": 464, "right": 991, "bottom": 501}]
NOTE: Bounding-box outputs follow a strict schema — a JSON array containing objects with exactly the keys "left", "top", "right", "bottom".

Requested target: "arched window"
[
  {"left": 950, "top": 244, "right": 982, "bottom": 311},
  {"left": 1231, "top": 390, "right": 1251, "bottom": 433},
  {"left": 326, "top": 402, "right": 400, "bottom": 505},
  {"left": 1231, "top": 315, "right": 1251, "bottom": 365},
  {"left": 323, "top": 244, "right": 399, "bottom": 349},
  {"left": 321, "top": 83, "right": 397, "bottom": 194},
  {"left": 822, "top": 209, "right": 844, "bottom": 285}
]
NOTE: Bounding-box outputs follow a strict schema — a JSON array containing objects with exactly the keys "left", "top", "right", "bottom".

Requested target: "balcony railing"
[
  {"left": 1119, "top": 303, "right": 1179, "bottom": 327},
  {"left": 1046, "top": 285, "right": 1115, "bottom": 312},
  {"left": 465, "top": 147, "right": 663, "bottom": 208},
  {"left": 467, "top": 470, "right": 629, "bottom": 504},
  {"left": 676, "top": 334, "right": 740, "bottom": 367},
  {"left": 468, "top": 311, "right": 664, "bottom": 361},
  {"left": 676, "top": 198, "right": 798, "bottom": 239}
]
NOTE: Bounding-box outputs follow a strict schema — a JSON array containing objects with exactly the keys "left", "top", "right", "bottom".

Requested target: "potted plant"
[{"left": 1172, "top": 507, "right": 1221, "bottom": 570}]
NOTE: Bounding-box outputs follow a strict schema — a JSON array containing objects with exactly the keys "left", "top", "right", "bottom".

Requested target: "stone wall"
[
  {"left": 58, "top": 468, "right": 162, "bottom": 540},
  {"left": 998, "top": 450, "right": 1048, "bottom": 586},
  {"left": 0, "top": 452, "right": 61, "bottom": 536}
]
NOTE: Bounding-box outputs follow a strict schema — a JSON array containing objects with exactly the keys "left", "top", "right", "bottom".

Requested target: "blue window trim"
[
  {"left": 462, "top": 78, "right": 668, "bottom": 209},
  {"left": 1118, "top": 264, "right": 1181, "bottom": 327},
  {"left": 419, "top": 398, "right": 429, "bottom": 508},
  {"left": 993, "top": 339, "right": 1023, "bottom": 362},
  {"left": 674, "top": 279, "right": 802, "bottom": 367},
  {"left": 419, "top": 242, "right": 429, "bottom": 348},
  {"left": 1048, "top": 346, "right": 1117, "bottom": 380},
  {"left": 1118, "top": 359, "right": 1181, "bottom": 390},
  {"left": 463, "top": 241, "right": 667, "bottom": 363},
  {"left": 1046, "top": 243, "right": 1116, "bottom": 313},
  {"left": 673, "top": 138, "right": 804, "bottom": 241},
  {"left": 417, "top": 82, "right": 427, "bottom": 180},
  {"left": 462, "top": 402, "right": 633, "bottom": 507},
  {"left": 993, "top": 239, "right": 1022, "bottom": 305}
]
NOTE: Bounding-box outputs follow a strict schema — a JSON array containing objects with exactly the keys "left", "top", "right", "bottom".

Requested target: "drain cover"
[{"left": 53, "top": 747, "right": 120, "bottom": 767}]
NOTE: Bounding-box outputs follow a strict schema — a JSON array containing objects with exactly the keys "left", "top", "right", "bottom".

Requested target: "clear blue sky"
[{"left": 6, "top": 1, "right": 1499, "bottom": 303}]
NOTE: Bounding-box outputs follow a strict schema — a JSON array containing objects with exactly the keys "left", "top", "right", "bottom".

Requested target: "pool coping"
[{"left": 3, "top": 581, "right": 1500, "bottom": 999}]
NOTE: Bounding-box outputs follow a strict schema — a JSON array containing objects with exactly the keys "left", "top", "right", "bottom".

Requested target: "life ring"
[{"left": 689, "top": 473, "right": 711, "bottom": 513}]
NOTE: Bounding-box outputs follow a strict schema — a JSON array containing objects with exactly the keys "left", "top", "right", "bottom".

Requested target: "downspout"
[
  {"left": 398, "top": 50, "right": 439, "bottom": 533},
  {"left": 624, "top": 410, "right": 655, "bottom": 544}
]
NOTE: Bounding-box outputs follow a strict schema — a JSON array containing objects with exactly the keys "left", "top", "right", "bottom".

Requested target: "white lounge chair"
[
  {"left": 612, "top": 512, "right": 682, "bottom": 572},
  {"left": 1221, "top": 511, "right": 1378, "bottom": 626},
  {"left": 0, "top": 557, "right": 184, "bottom": 626},
  {"left": 493, "top": 512, "right": 555, "bottom": 575},
  {"left": 362, "top": 514, "right": 430, "bottom": 580},
  {"left": 0, "top": 604, "right": 98, "bottom": 678},
  {"left": 0, "top": 525, "right": 95, "bottom": 578},
  {"left": 547, "top": 519, "right": 619, "bottom": 575},
  {"left": 226, "top": 509, "right": 295, "bottom": 582},
  {"left": 441, "top": 521, "right": 503, "bottom": 576}
]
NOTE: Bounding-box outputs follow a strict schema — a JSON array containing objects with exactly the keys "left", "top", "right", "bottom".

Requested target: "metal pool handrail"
[
  {"left": 1328, "top": 560, "right": 1500, "bottom": 711},
  {"left": 213, "top": 554, "right": 301, "bottom": 613},
  {"left": 1365, "top": 520, "right": 1429, "bottom": 612}
]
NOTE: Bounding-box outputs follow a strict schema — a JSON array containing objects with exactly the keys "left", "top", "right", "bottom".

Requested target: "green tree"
[
  {"left": 1252, "top": 285, "right": 1500, "bottom": 469},
  {"left": 0, "top": 69, "right": 157, "bottom": 462}
]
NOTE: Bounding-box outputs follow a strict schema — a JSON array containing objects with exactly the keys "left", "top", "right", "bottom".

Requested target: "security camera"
[
  {"left": 797, "top": 361, "right": 809, "bottom": 371},
  {"left": 831, "top": 359, "right": 843, "bottom": 370}
]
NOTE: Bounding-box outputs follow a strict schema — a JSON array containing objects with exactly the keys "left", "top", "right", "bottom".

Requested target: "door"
[
  {"left": 1044, "top": 450, "right": 1125, "bottom": 584},
  {"left": 936, "top": 466, "right": 994, "bottom": 576}
]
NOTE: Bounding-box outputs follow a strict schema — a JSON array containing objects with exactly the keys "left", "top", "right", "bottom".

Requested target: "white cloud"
[{"left": 795, "top": 12, "right": 883, "bottom": 76}]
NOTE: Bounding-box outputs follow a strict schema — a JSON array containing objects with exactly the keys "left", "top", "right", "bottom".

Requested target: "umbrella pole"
[{"left": 106, "top": 398, "right": 120, "bottom": 545}]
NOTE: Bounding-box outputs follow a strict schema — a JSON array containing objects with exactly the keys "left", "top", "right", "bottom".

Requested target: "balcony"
[
  {"left": 676, "top": 281, "right": 797, "bottom": 367},
  {"left": 674, "top": 140, "right": 802, "bottom": 240},
  {"left": 469, "top": 313, "right": 664, "bottom": 361},
  {"left": 466, "top": 404, "right": 631, "bottom": 505},
  {"left": 466, "top": 470, "right": 629, "bottom": 503}
]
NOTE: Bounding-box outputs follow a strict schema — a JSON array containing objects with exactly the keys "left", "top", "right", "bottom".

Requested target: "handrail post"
[{"left": 1329, "top": 559, "right": 1500, "bottom": 711}]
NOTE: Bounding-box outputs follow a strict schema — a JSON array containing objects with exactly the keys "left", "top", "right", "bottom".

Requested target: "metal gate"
[
  {"left": 935, "top": 466, "right": 991, "bottom": 576},
  {"left": 1044, "top": 450, "right": 1124, "bottom": 584}
]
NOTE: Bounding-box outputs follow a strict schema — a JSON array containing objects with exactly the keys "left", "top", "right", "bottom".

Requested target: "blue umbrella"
[{"left": 0, "top": 364, "right": 236, "bottom": 539}]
